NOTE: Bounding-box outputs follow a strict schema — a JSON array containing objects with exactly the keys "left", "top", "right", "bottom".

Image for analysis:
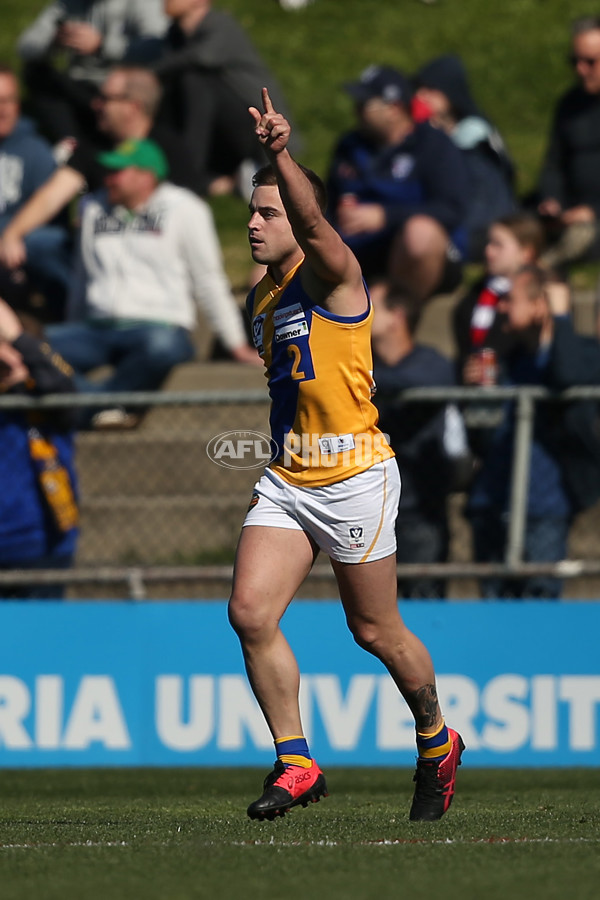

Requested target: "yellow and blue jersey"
[{"left": 247, "top": 260, "right": 394, "bottom": 487}]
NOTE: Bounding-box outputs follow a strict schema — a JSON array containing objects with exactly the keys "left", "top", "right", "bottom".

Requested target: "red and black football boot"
[
  {"left": 409, "top": 728, "right": 465, "bottom": 821},
  {"left": 247, "top": 759, "right": 328, "bottom": 820}
]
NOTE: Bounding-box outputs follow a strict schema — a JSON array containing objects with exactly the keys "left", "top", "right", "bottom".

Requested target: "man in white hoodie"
[{"left": 46, "top": 137, "right": 257, "bottom": 426}]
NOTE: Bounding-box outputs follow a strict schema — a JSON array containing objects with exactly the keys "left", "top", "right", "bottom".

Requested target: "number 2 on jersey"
[{"left": 287, "top": 343, "right": 306, "bottom": 381}]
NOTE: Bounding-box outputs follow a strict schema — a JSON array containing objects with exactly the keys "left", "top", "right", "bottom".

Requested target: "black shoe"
[
  {"left": 247, "top": 759, "right": 328, "bottom": 820},
  {"left": 410, "top": 728, "right": 465, "bottom": 821}
]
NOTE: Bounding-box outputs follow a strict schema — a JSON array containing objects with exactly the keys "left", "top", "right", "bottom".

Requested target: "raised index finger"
[{"left": 262, "top": 87, "right": 275, "bottom": 114}]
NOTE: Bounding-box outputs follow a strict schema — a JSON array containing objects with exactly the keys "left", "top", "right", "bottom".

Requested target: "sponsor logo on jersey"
[
  {"left": 274, "top": 320, "right": 309, "bottom": 343},
  {"left": 272, "top": 302, "right": 304, "bottom": 326},
  {"left": 318, "top": 433, "right": 356, "bottom": 454}
]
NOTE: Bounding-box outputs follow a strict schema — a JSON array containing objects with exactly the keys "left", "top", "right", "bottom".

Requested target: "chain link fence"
[{"left": 1, "top": 386, "right": 600, "bottom": 599}]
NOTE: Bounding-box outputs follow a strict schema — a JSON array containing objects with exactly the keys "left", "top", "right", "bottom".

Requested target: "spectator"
[
  {"left": 0, "top": 64, "right": 72, "bottom": 320},
  {"left": 371, "top": 288, "right": 470, "bottom": 598},
  {"left": 45, "top": 138, "right": 258, "bottom": 428},
  {"left": 155, "top": 0, "right": 301, "bottom": 200},
  {"left": 453, "top": 212, "right": 547, "bottom": 385},
  {"left": 467, "top": 265, "right": 600, "bottom": 599},
  {"left": 413, "top": 54, "right": 516, "bottom": 261},
  {"left": 327, "top": 64, "right": 470, "bottom": 303},
  {"left": 537, "top": 16, "right": 600, "bottom": 270},
  {"left": 0, "top": 65, "right": 202, "bottom": 296},
  {"left": 0, "top": 293, "right": 79, "bottom": 599},
  {"left": 17, "top": 0, "right": 168, "bottom": 145}
]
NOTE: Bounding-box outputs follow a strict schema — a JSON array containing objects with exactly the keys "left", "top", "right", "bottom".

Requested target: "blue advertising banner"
[{"left": 0, "top": 600, "right": 598, "bottom": 767}]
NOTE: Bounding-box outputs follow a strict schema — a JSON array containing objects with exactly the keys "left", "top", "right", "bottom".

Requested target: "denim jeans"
[
  {"left": 469, "top": 510, "right": 569, "bottom": 599},
  {"left": 46, "top": 321, "right": 195, "bottom": 425},
  {"left": 24, "top": 226, "right": 73, "bottom": 320}
]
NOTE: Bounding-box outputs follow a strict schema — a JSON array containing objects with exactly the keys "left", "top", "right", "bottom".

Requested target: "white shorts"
[{"left": 242, "top": 458, "right": 400, "bottom": 563}]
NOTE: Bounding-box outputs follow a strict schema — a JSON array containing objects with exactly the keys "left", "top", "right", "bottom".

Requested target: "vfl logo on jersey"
[
  {"left": 391, "top": 154, "right": 415, "bottom": 180},
  {"left": 272, "top": 302, "right": 304, "bottom": 326},
  {"left": 349, "top": 526, "right": 365, "bottom": 550},
  {"left": 252, "top": 314, "right": 265, "bottom": 352},
  {"left": 274, "top": 320, "right": 309, "bottom": 343}
]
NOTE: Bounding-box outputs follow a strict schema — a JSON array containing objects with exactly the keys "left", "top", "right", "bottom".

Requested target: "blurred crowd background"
[{"left": 1, "top": 0, "right": 600, "bottom": 601}]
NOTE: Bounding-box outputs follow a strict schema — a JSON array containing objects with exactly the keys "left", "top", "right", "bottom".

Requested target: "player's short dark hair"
[{"left": 252, "top": 164, "right": 328, "bottom": 213}]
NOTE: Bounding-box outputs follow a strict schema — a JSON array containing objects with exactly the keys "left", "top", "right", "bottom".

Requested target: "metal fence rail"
[{"left": 1, "top": 386, "right": 599, "bottom": 599}]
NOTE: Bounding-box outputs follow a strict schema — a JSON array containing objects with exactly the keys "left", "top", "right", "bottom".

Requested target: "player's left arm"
[{"left": 250, "top": 88, "right": 367, "bottom": 317}]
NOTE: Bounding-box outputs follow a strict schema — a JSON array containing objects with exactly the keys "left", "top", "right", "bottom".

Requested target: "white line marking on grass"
[
  {"left": 2, "top": 837, "right": 598, "bottom": 851},
  {"left": 0, "top": 841, "right": 129, "bottom": 850},
  {"left": 230, "top": 837, "right": 600, "bottom": 847}
]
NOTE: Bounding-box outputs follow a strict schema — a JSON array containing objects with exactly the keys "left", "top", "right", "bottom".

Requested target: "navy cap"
[{"left": 344, "top": 65, "right": 412, "bottom": 105}]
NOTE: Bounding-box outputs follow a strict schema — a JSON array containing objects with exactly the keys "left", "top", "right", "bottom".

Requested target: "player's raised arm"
[{"left": 249, "top": 88, "right": 365, "bottom": 314}]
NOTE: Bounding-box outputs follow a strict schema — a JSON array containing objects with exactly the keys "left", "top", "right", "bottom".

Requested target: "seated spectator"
[
  {"left": 413, "top": 54, "right": 516, "bottom": 261},
  {"left": 371, "top": 288, "right": 470, "bottom": 599},
  {"left": 154, "top": 0, "right": 301, "bottom": 201},
  {"left": 327, "top": 65, "right": 470, "bottom": 303},
  {"left": 467, "top": 265, "right": 600, "bottom": 599},
  {"left": 0, "top": 294, "right": 79, "bottom": 599},
  {"left": 45, "top": 138, "right": 258, "bottom": 428},
  {"left": 453, "top": 212, "right": 547, "bottom": 387},
  {"left": 0, "top": 65, "right": 203, "bottom": 298},
  {"left": 537, "top": 16, "right": 600, "bottom": 270},
  {"left": 17, "top": 0, "right": 168, "bottom": 145},
  {"left": 0, "top": 64, "right": 72, "bottom": 320}
]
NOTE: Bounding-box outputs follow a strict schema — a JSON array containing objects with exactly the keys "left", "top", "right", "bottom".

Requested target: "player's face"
[
  {"left": 485, "top": 225, "right": 529, "bottom": 277},
  {"left": 248, "top": 185, "right": 299, "bottom": 267}
]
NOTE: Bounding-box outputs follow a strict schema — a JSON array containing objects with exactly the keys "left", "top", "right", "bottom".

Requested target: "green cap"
[{"left": 97, "top": 138, "right": 169, "bottom": 181}]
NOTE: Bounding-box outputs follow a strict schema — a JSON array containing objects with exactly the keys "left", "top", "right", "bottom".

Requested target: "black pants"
[
  {"left": 159, "top": 69, "right": 263, "bottom": 182},
  {"left": 22, "top": 61, "right": 100, "bottom": 144}
]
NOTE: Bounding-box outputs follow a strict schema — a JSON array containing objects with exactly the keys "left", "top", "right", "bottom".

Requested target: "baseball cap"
[
  {"left": 97, "top": 138, "right": 169, "bottom": 180},
  {"left": 344, "top": 65, "right": 412, "bottom": 106}
]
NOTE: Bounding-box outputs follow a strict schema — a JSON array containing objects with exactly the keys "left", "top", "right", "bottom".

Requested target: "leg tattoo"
[{"left": 406, "top": 683, "right": 441, "bottom": 731}]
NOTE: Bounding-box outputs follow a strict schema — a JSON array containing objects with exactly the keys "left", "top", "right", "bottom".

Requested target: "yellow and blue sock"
[
  {"left": 275, "top": 735, "right": 313, "bottom": 768},
  {"left": 416, "top": 720, "right": 451, "bottom": 761}
]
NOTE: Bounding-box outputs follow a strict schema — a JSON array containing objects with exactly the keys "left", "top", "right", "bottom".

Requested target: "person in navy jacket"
[{"left": 327, "top": 65, "right": 470, "bottom": 303}]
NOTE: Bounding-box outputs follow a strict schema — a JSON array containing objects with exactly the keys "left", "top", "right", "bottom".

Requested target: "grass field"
[{"left": 1, "top": 767, "right": 598, "bottom": 900}]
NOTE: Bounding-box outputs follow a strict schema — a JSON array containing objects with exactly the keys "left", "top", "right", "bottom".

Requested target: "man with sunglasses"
[{"left": 537, "top": 17, "right": 600, "bottom": 269}]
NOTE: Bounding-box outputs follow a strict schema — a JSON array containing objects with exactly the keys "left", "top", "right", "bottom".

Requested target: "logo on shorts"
[
  {"left": 247, "top": 491, "right": 260, "bottom": 512},
  {"left": 206, "top": 431, "right": 278, "bottom": 469},
  {"left": 349, "top": 526, "right": 364, "bottom": 549}
]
